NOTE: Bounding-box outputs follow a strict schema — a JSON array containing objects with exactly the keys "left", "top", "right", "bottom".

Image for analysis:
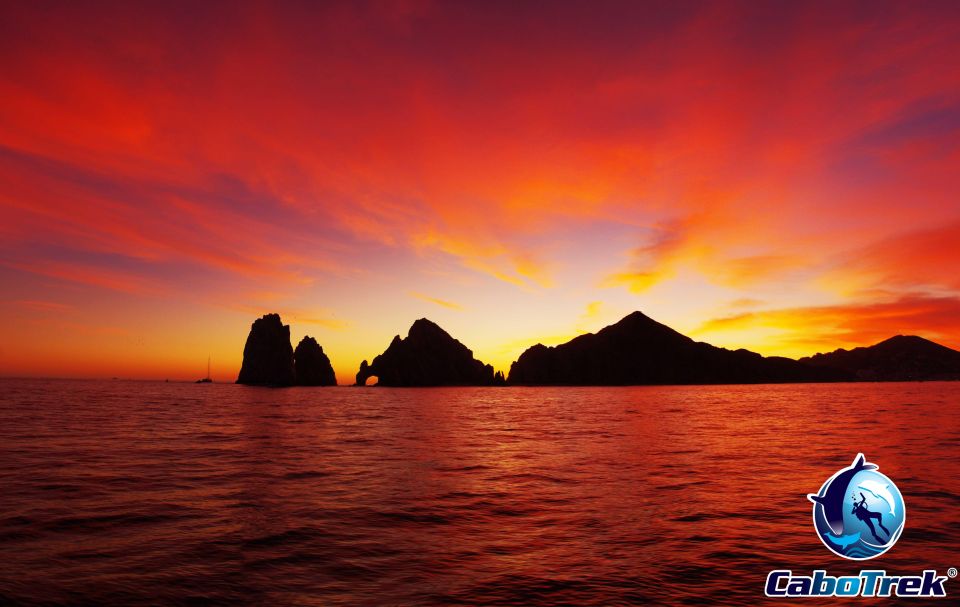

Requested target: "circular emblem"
[{"left": 808, "top": 453, "right": 905, "bottom": 560}]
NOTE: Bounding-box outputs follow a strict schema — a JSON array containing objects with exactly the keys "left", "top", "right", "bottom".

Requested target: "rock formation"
[
  {"left": 355, "top": 318, "right": 497, "bottom": 386},
  {"left": 800, "top": 335, "right": 960, "bottom": 381},
  {"left": 236, "top": 313, "right": 296, "bottom": 386},
  {"left": 507, "top": 310, "right": 849, "bottom": 385},
  {"left": 235, "top": 311, "right": 960, "bottom": 388},
  {"left": 294, "top": 336, "right": 337, "bottom": 386}
]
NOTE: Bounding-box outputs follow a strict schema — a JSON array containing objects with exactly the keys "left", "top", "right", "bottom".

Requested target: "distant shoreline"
[{"left": 2, "top": 376, "right": 958, "bottom": 387}]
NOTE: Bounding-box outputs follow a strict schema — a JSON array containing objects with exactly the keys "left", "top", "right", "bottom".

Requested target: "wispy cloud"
[
  {"left": 409, "top": 291, "right": 463, "bottom": 311},
  {"left": 2, "top": 1, "right": 960, "bottom": 376},
  {"left": 9, "top": 300, "right": 74, "bottom": 312},
  {"left": 296, "top": 316, "right": 350, "bottom": 330},
  {"left": 225, "top": 303, "right": 349, "bottom": 330},
  {"left": 4, "top": 260, "right": 160, "bottom": 296},
  {"left": 693, "top": 293, "right": 960, "bottom": 354}
]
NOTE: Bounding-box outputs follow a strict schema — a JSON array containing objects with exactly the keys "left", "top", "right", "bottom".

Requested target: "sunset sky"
[{"left": 2, "top": 1, "right": 959, "bottom": 384}]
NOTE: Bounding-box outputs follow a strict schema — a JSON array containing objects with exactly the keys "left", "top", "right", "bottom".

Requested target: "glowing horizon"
[{"left": 2, "top": 2, "right": 959, "bottom": 384}]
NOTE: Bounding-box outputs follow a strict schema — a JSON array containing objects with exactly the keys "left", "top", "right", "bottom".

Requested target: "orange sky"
[{"left": 1, "top": 1, "right": 959, "bottom": 384}]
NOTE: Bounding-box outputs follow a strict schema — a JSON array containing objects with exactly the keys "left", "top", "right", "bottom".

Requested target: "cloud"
[
  {"left": 409, "top": 291, "right": 463, "bottom": 310},
  {"left": 15, "top": 1, "right": 959, "bottom": 302},
  {"left": 713, "top": 254, "right": 802, "bottom": 287},
  {"left": 2, "top": 1, "right": 960, "bottom": 377},
  {"left": 826, "top": 220, "right": 960, "bottom": 295},
  {"left": 412, "top": 229, "right": 553, "bottom": 289},
  {"left": 10, "top": 300, "right": 74, "bottom": 312},
  {"left": 0, "top": 146, "right": 341, "bottom": 294},
  {"left": 296, "top": 316, "right": 351, "bottom": 330},
  {"left": 574, "top": 300, "right": 610, "bottom": 332},
  {"left": 583, "top": 301, "right": 603, "bottom": 318},
  {"left": 3, "top": 260, "right": 161, "bottom": 296},
  {"left": 694, "top": 293, "right": 960, "bottom": 353},
  {"left": 602, "top": 219, "right": 690, "bottom": 292},
  {"left": 727, "top": 298, "right": 764, "bottom": 309},
  {"left": 602, "top": 213, "right": 807, "bottom": 292},
  {"left": 226, "top": 304, "right": 349, "bottom": 330}
]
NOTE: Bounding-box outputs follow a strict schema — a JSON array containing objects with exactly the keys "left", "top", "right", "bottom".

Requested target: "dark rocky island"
[
  {"left": 237, "top": 313, "right": 296, "bottom": 386},
  {"left": 237, "top": 314, "right": 337, "bottom": 386},
  {"left": 507, "top": 311, "right": 849, "bottom": 385},
  {"left": 234, "top": 311, "right": 959, "bottom": 388},
  {"left": 294, "top": 336, "right": 337, "bottom": 386},
  {"left": 800, "top": 335, "right": 960, "bottom": 381},
  {"left": 355, "top": 318, "right": 498, "bottom": 386}
]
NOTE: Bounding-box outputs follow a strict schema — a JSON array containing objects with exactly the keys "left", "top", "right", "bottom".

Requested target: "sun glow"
[{"left": 1, "top": 2, "right": 959, "bottom": 382}]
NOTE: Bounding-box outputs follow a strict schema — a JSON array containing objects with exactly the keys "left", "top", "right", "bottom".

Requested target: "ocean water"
[{"left": 0, "top": 379, "right": 958, "bottom": 605}]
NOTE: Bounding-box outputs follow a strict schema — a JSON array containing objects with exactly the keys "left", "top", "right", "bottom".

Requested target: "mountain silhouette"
[
  {"left": 355, "top": 318, "right": 498, "bottom": 386},
  {"left": 507, "top": 311, "right": 849, "bottom": 385},
  {"left": 294, "top": 336, "right": 337, "bottom": 386},
  {"left": 800, "top": 335, "right": 960, "bottom": 381},
  {"left": 235, "top": 311, "right": 959, "bottom": 387}
]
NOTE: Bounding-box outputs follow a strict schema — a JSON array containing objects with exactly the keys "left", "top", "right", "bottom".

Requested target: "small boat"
[{"left": 196, "top": 356, "right": 213, "bottom": 383}]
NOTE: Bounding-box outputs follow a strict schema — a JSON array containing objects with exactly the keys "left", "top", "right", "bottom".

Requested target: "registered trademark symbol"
[{"left": 949, "top": 567, "right": 958, "bottom": 578}]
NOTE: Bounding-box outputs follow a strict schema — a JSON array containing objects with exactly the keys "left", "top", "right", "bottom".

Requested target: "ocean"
[{"left": 0, "top": 379, "right": 958, "bottom": 605}]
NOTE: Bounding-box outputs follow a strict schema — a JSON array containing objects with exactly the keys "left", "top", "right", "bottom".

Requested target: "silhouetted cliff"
[
  {"left": 294, "top": 336, "right": 337, "bottom": 386},
  {"left": 355, "top": 318, "right": 497, "bottom": 386},
  {"left": 507, "top": 311, "right": 849, "bottom": 385},
  {"left": 237, "top": 313, "right": 296, "bottom": 386},
  {"left": 800, "top": 335, "right": 960, "bottom": 381}
]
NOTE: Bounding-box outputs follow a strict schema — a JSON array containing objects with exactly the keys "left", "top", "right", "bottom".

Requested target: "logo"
[
  {"left": 807, "top": 453, "right": 905, "bottom": 560},
  {"left": 764, "top": 453, "right": 951, "bottom": 598},
  {"left": 765, "top": 570, "right": 949, "bottom": 598}
]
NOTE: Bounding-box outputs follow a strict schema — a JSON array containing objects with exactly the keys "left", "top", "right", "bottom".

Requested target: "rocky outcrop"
[
  {"left": 294, "top": 336, "right": 337, "bottom": 386},
  {"left": 237, "top": 313, "right": 296, "bottom": 386},
  {"left": 801, "top": 335, "right": 960, "bottom": 381},
  {"left": 507, "top": 311, "right": 849, "bottom": 385},
  {"left": 355, "top": 318, "right": 497, "bottom": 386}
]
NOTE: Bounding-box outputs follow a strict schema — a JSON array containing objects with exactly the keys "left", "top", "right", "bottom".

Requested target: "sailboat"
[{"left": 196, "top": 356, "right": 213, "bottom": 383}]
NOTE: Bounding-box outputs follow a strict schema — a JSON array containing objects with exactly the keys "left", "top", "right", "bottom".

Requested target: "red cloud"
[
  {"left": 1, "top": 2, "right": 958, "bottom": 377},
  {"left": 697, "top": 293, "right": 960, "bottom": 352}
]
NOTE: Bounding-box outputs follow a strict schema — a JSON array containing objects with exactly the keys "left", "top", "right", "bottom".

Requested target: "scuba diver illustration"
[
  {"left": 851, "top": 492, "right": 890, "bottom": 543},
  {"left": 809, "top": 454, "right": 906, "bottom": 559}
]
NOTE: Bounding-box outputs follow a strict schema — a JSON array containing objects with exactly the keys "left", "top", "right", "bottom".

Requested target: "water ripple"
[{"left": 0, "top": 379, "right": 958, "bottom": 605}]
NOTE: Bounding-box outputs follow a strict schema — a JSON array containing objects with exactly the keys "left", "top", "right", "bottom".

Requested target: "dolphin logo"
[
  {"left": 858, "top": 480, "right": 896, "bottom": 516},
  {"left": 807, "top": 453, "right": 877, "bottom": 536},
  {"left": 825, "top": 531, "right": 861, "bottom": 549}
]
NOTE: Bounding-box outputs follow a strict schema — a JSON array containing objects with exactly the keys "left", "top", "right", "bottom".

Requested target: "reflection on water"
[{"left": 0, "top": 380, "right": 958, "bottom": 605}]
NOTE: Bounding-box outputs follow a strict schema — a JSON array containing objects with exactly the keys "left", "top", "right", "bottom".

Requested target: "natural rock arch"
[
  {"left": 353, "top": 319, "right": 497, "bottom": 386},
  {"left": 355, "top": 360, "right": 377, "bottom": 386}
]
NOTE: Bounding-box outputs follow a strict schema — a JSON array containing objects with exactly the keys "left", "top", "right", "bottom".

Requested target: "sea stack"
[
  {"left": 355, "top": 318, "right": 497, "bottom": 386},
  {"left": 294, "top": 336, "right": 337, "bottom": 386},
  {"left": 236, "top": 313, "right": 296, "bottom": 386}
]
